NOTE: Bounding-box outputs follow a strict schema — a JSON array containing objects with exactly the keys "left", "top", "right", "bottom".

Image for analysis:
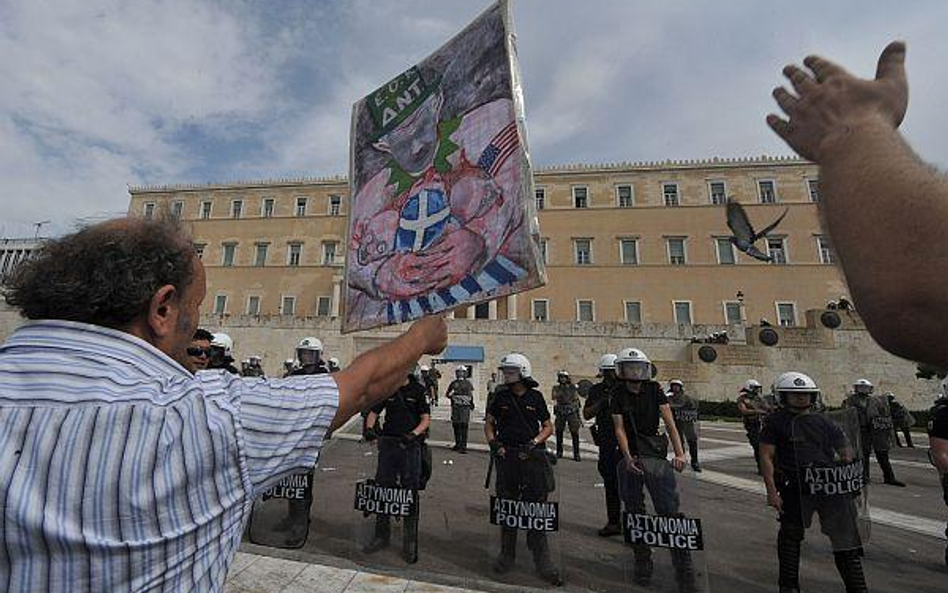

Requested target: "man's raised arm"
[
  {"left": 330, "top": 315, "right": 447, "bottom": 431},
  {"left": 768, "top": 41, "right": 948, "bottom": 366}
]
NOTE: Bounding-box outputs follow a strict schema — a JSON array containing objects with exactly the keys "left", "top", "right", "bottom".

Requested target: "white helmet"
[
  {"left": 557, "top": 369, "right": 571, "bottom": 381},
  {"left": 420, "top": 364, "right": 431, "bottom": 372},
  {"left": 498, "top": 353, "right": 532, "bottom": 384},
  {"left": 745, "top": 379, "right": 762, "bottom": 391},
  {"left": 615, "top": 347, "right": 652, "bottom": 381},
  {"left": 853, "top": 378, "right": 874, "bottom": 395},
  {"left": 669, "top": 379, "right": 684, "bottom": 389},
  {"left": 327, "top": 356, "right": 340, "bottom": 370},
  {"left": 297, "top": 337, "right": 323, "bottom": 352},
  {"left": 773, "top": 371, "right": 820, "bottom": 406},
  {"left": 211, "top": 333, "right": 233, "bottom": 357},
  {"left": 455, "top": 365, "right": 468, "bottom": 378},
  {"left": 598, "top": 354, "right": 617, "bottom": 371},
  {"left": 249, "top": 355, "right": 261, "bottom": 363}
]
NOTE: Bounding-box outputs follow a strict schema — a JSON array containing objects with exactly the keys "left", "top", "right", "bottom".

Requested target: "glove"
[
  {"left": 488, "top": 439, "right": 501, "bottom": 455},
  {"left": 362, "top": 427, "right": 378, "bottom": 442},
  {"left": 400, "top": 432, "right": 418, "bottom": 446}
]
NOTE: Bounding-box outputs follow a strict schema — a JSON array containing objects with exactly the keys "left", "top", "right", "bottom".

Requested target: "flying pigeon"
[{"left": 726, "top": 199, "right": 789, "bottom": 262}]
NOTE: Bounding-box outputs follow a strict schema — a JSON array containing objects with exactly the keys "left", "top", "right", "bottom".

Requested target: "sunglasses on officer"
[{"left": 187, "top": 347, "right": 211, "bottom": 357}]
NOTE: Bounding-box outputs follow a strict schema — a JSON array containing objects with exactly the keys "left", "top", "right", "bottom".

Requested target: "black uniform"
[
  {"left": 585, "top": 380, "right": 622, "bottom": 532},
  {"left": 760, "top": 408, "right": 867, "bottom": 593},
  {"left": 365, "top": 379, "right": 430, "bottom": 562},
  {"left": 487, "top": 385, "right": 559, "bottom": 581},
  {"left": 611, "top": 381, "right": 697, "bottom": 590},
  {"left": 927, "top": 399, "right": 948, "bottom": 565},
  {"left": 888, "top": 397, "right": 914, "bottom": 447}
]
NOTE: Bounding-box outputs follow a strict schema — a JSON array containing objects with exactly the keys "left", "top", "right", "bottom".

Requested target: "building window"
[
  {"left": 817, "top": 236, "right": 835, "bottom": 264},
  {"left": 262, "top": 198, "right": 275, "bottom": 218},
  {"left": 535, "top": 188, "right": 546, "bottom": 211},
  {"left": 222, "top": 243, "right": 237, "bottom": 267},
  {"left": 767, "top": 237, "right": 788, "bottom": 264},
  {"left": 194, "top": 243, "right": 206, "bottom": 259},
  {"left": 724, "top": 301, "right": 743, "bottom": 325},
  {"left": 201, "top": 201, "right": 212, "bottom": 219},
  {"left": 574, "top": 239, "right": 592, "bottom": 265},
  {"left": 281, "top": 296, "right": 296, "bottom": 316},
  {"left": 231, "top": 199, "right": 243, "bottom": 218},
  {"left": 287, "top": 243, "right": 302, "bottom": 266},
  {"left": 776, "top": 302, "right": 797, "bottom": 327},
  {"left": 322, "top": 241, "right": 338, "bottom": 266},
  {"left": 532, "top": 299, "right": 549, "bottom": 321},
  {"left": 716, "top": 237, "right": 736, "bottom": 265},
  {"left": 663, "top": 183, "right": 680, "bottom": 207},
  {"left": 317, "top": 296, "right": 332, "bottom": 317},
  {"left": 540, "top": 238, "right": 549, "bottom": 264},
  {"left": 673, "top": 301, "right": 693, "bottom": 325},
  {"left": 143, "top": 202, "right": 155, "bottom": 219},
  {"left": 624, "top": 301, "right": 642, "bottom": 324},
  {"left": 474, "top": 302, "right": 490, "bottom": 319},
  {"left": 758, "top": 180, "right": 777, "bottom": 204},
  {"left": 807, "top": 179, "right": 820, "bottom": 203},
  {"left": 619, "top": 239, "right": 638, "bottom": 265},
  {"left": 295, "top": 197, "right": 307, "bottom": 217},
  {"left": 213, "top": 295, "right": 227, "bottom": 315},
  {"left": 577, "top": 299, "right": 595, "bottom": 322},
  {"left": 329, "top": 195, "right": 342, "bottom": 216},
  {"left": 247, "top": 296, "right": 261, "bottom": 316},
  {"left": 171, "top": 201, "right": 184, "bottom": 219},
  {"left": 708, "top": 180, "right": 727, "bottom": 205},
  {"left": 254, "top": 243, "right": 269, "bottom": 267},
  {"left": 667, "top": 237, "right": 686, "bottom": 265},
  {"left": 573, "top": 186, "right": 589, "bottom": 209},
  {"left": 616, "top": 185, "right": 634, "bottom": 208}
]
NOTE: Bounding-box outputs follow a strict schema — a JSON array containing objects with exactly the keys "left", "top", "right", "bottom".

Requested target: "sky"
[{"left": 1, "top": 0, "right": 947, "bottom": 237}]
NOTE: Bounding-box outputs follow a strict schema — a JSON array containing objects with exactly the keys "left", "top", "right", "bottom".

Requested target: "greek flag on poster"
[{"left": 395, "top": 188, "right": 452, "bottom": 252}]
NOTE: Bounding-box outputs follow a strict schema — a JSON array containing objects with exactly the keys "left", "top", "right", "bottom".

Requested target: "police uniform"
[
  {"left": 552, "top": 381, "right": 582, "bottom": 461},
  {"left": 927, "top": 398, "right": 948, "bottom": 564},
  {"left": 447, "top": 377, "right": 475, "bottom": 452},
  {"left": 842, "top": 393, "right": 901, "bottom": 484},
  {"left": 611, "top": 380, "right": 696, "bottom": 589},
  {"left": 487, "top": 385, "right": 557, "bottom": 578},
  {"left": 585, "top": 379, "right": 621, "bottom": 532},
  {"left": 737, "top": 389, "right": 765, "bottom": 468},
  {"left": 760, "top": 407, "right": 867, "bottom": 592},
  {"left": 887, "top": 396, "right": 915, "bottom": 447},
  {"left": 668, "top": 389, "right": 700, "bottom": 470},
  {"left": 365, "top": 379, "right": 431, "bottom": 562}
]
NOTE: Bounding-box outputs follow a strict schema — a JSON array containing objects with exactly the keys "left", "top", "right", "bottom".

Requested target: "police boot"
[
  {"left": 364, "top": 515, "right": 390, "bottom": 553},
  {"left": 671, "top": 549, "right": 699, "bottom": 593},
  {"left": 833, "top": 549, "right": 868, "bottom": 593},
  {"left": 632, "top": 545, "right": 653, "bottom": 585},
  {"left": 459, "top": 424, "right": 469, "bottom": 453},
  {"left": 528, "top": 531, "right": 563, "bottom": 586},
  {"left": 402, "top": 515, "right": 419, "bottom": 564},
  {"left": 777, "top": 526, "right": 803, "bottom": 592},
  {"left": 689, "top": 441, "right": 701, "bottom": 472},
  {"left": 451, "top": 424, "right": 461, "bottom": 451},
  {"left": 555, "top": 429, "right": 564, "bottom": 458},
  {"left": 571, "top": 432, "right": 582, "bottom": 461},
  {"left": 493, "top": 527, "right": 517, "bottom": 574},
  {"left": 877, "top": 451, "right": 906, "bottom": 487}
]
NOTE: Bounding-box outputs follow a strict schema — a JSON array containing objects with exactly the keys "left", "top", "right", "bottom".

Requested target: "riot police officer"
[
  {"left": 208, "top": 332, "right": 240, "bottom": 374},
  {"left": 485, "top": 353, "right": 561, "bottom": 585},
  {"left": 886, "top": 392, "right": 915, "bottom": 447},
  {"left": 242, "top": 355, "right": 265, "bottom": 377},
  {"left": 289, "top": 337, "right": 329, "bottom": 376},
  {"left": 759, "top": 372, "right": 869, "bottom": 593},
  {"left": 447, "top": 365, "right": 475, "bottom": 453},
  {"left": 552, "top": 370, "right": 582, "bottom": 461},
  {"left": 363, "top": 371, "right": 431, "bottom": 564},
  {"left": 610, "top": 348, "right": 695, "bottom": 591},
  {"left": 928, "top": 383, "right": 948, "bottom": 567},
  {"left": 667, "top": 379, "right": 701, "bottom": 472},
  {"left": 583, "top": 353, "right": 621, "bottom": 536},
  {"left": 737, "top": 379, "right": 767, "bottom": 470},
  {"left": 843, "top": 379, "right": 905, "bottom": 486},
  {"left": 327, "top": 356, "right": 341, "bottom": 373}
]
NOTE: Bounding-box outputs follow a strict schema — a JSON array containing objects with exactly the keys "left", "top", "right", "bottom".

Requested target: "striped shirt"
[{"left": 0, "top": 320, "right": 339, "bottom": 593}]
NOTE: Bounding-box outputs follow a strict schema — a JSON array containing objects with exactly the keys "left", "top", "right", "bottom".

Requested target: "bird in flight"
[{"left": 726, "top": 199, "right": 789, "bottom": 262}]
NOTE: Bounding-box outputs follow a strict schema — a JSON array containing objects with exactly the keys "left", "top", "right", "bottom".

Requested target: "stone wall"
[{"left": 2, "top": 304, "right": 936, "bottom": 411}]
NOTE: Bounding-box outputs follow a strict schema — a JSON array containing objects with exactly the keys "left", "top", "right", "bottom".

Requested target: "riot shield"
[
  {"left": 247, "top": 469, "right": 315, "bottom": 548},
  {"left": 353, "top": 435, "right": 423, "bottom": 564},
  {"left": 792, "top": 408, "right": 870, "bottom": 552},
  {"left": 488, "top": 442, "right": 563, "bottom": 587},
  {"left": 618, "top": 419, "right": 709, "bottom": 592}
]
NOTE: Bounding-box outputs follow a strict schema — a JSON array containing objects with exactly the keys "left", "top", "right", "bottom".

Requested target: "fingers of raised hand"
[
  {"left": 772, "top": 87, "right": 799, "bottom": 115},
  {"left": 765, "top": 114, "right": 792, "bottom": 140},
  {"left": 783, "top": 64, "right": 816, "bottom": 95},
  {"left": 803, "top": 54, "right": 847, "bottom": 82}
]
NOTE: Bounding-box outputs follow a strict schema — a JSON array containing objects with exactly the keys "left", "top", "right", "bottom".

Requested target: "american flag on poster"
[{"left": 477, "top": 122, "right": 519, "bottom": 177}]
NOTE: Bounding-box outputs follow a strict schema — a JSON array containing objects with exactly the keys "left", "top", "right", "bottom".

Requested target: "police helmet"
[
  {"left": 598, "top": 354, "right": 617, "bottom": 371},
  {"left": 211, "top": 333, "right": 233, "bottom": 358},
  {"left": 853, "top": 378, "right": 874, "bottom": 395},
  {"left": 615, "top": 347, "right": 652, "bottom": 382},
  {"left": 296, "top": 337, "right": 323, "bottom": 366},
  {"left": 297, "top": 337, "right": 323, "bottom": 352},
  {"left": 773, "top": 371, "right": 820, "bottom": 406},
  {"left": 498, "top": 353, "right": 533, "bottom": 385},
  {"left": 328, "top": 356, "right": 340, "bottom": 371},
  {"left": 745, "top": 379, "right": 762, "bottom": 392},
  {"left": 420, "top": 364, "right": 431, "bottom": 372},
  {"left": 669, "top": 379, "right": 684, "bottom": 390}
]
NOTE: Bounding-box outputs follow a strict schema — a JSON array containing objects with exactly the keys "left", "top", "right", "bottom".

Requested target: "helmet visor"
[
  {"left": 297, "top": 348, "right": 322, "bottom": 366},
  {"left": 500, "top": 366, "right": 523, "bottom": 385},
  {"left": 617, "top": 361, "right": 651, "bottom": 381}
]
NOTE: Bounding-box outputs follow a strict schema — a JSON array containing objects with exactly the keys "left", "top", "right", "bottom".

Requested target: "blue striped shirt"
[{"left": 0, "top": 320, "right": 339, "bottom": 593}]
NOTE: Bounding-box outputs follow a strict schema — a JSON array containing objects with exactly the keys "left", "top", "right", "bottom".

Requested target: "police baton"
[{"left": 484, "top": 454, "right": 494, "bottom": 489}]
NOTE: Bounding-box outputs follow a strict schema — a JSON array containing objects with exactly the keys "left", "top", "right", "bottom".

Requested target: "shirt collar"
[{"left": 1, "top": 319, "right": 192, "bottom": 379}]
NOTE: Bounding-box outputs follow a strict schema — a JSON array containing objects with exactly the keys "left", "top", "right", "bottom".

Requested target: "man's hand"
[
  {"left": 767, "top": 489, "right": 784, "bottom": 514},
  {"left": 407, "top": 315, "right": 448, "bottom": 356},
  {"left": 363, "top": 427, "right": 378, "bottom": 442},
  {"left": 671, "top": 454, "right": 686, "bottom": 473},
  {"left": 624, "top": 455, "right": 645, "bottom": 475},
  {"left": 767, "top": 41, "right": 908, "bottom": 163},
  {"left": 400, "top": 431, "right": 417, "bottom": 446}
]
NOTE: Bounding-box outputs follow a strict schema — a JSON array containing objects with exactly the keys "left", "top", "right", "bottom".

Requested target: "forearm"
[
  {"left": 614, "top": 415, "right": 631, "bottom": 459},
  {"left": 413, "top": 414, "right": 431, "bottom": 435},
  {"left": 485, "top": 418, "right": 497, "bottom": 442},
  {"left": 537, "top": 420, "right": 553, "bottom": 443},
  {"left": 661, "top": 407, "right": 686, "bottom": 457},
  {"left": 820, "top": 119, "right": 948, "bottom": 364},
  {"left": 931, "top": 438, "right": 948, "bottom": 473},
  {"left": 760, "top": 446, "right": 778, "bottom": 492}
]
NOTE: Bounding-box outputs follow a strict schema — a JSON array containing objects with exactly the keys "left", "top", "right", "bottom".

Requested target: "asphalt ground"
[{"left": 245, "top": 408, "right": 947, "bottom": 593}]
